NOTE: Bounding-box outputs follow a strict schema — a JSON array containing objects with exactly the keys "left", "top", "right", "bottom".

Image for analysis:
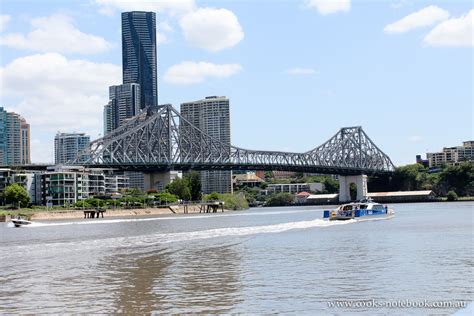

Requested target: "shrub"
[
  {"left": 219, "top": 193, "right": 249, "bottom": 210},
  {"left": 446, "top": 190, "right": 458, "bottom": 201},
  {"left": 266, "top": 193, "right": 294, "bottom": 207}
]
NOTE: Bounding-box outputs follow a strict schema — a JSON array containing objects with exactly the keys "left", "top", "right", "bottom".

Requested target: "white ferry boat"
[{"left": 323, "top": 198, "right": 394, "bottom": 221}]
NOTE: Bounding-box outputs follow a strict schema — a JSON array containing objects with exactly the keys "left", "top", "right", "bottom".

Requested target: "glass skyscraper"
[
  {"left": 104, "top": 83, "right": 141, "bottom": 135},
  {"left": 121, "top": 11, "right": 158, "bottom": 109}
]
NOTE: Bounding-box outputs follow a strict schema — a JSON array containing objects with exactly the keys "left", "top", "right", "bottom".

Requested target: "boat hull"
[
  {"left": 11, "top": 219, "right": 32, "bottom": 227},
  {"left": 329, "top": 216, "right": 353, "bottom": 221},
  {"left": 324, "top": 209, "right": 394, "bottom": 221}
]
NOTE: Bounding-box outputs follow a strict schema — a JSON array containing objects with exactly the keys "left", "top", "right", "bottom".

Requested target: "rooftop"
[{"left": 367, "top": 190, "right": 435, "bottom": 197}]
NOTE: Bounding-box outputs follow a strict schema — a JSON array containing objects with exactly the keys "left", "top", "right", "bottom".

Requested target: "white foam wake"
[
  {"left": 2, "top": 218, "right": 355, "bottom": 257},
  {"left": 18, "top": 208, "right": 321, "bottom": 228}
]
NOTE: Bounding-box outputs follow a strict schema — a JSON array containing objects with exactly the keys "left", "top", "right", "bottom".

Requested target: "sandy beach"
[{"left": 29, "top": 204, "right": 221, "bottom": 221}]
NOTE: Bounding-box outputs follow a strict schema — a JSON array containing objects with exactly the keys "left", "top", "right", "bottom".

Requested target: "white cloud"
[
  {"left": 164, "top": 61, "right": 242, "bottom": 85},
  {"left": 179, "top": 8, "right": 244, "bottom": 52},
  {"left": 156, "top": 21, "right": 174, "bottom": 45},
  {"left": 0, "top": 53, "right": 121, "bottom": 162},
  {"left": 304, "top": 0, "right": 350, "bottom": 15},
  {"left": 0, "top": 14, "right": 112, "bottom": 54},
  {"left": 390, "top": 0, "right": 412, "bottom": 10},
  {"left": 287, "top": 67, "right": 318, "bottom": 75},
  {"left": 384, "top": 5, "right": 450, "bottom": 34},
  {"left": 159, "top": 21, "right": 174, "bottom": 33},
  {"left": 94, "top": 0, "right": 196, "bottom": 16},
  {"left": 423, "top": 10, "right": 473, "bottom": 47},
  {"left": 156, "top": 31, "right": 167, "bottom": 45},
  {"left": 0, "top": 14, "right": 10, "bottom": 32}
]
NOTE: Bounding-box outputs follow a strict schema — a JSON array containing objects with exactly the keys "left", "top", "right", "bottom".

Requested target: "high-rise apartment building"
[
  {"left": 0, "top": 107, "right": 31, "bottom": 165},
  {"left": 104, "top": 83, "right": 141, "bottom": 134},
  {"left": 54, "top": 132, "right": 90, "bottom": 164},
  {"left": 180, "top": 96, "right": 232, "bottom": 194},
  {"left": 122, "top": 11, "right": 157, "bottom": 109}
]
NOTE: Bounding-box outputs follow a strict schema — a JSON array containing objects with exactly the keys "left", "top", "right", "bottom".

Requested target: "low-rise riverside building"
[
  {"left": 233, "top": 172, "right": 265, "bottom": 188},
  {"left": 0, "top": 169, "right": 42, "bottom": 205},
  {"left": 367, "top": 190, "right": 437, "bottom": 203},
  {"left": 295, "top": 191, "right": 311, "bottom": 203},
  {"left": 266, "top": 182, "right": 324, "bottom": 194},
  {"left": 295, "top": 193, "right": 339, "bottom": 205},
  {"left": 294, "top": 191, "right": 437, "bottom": 204},
  {"left": 0, "top": 166, "right": 129, "bottom": 206}
]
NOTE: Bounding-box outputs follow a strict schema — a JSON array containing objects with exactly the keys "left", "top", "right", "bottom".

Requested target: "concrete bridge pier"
[
  {"left": 144, "top": 171, "right": 180, "bottom": 191},
  {"left": 339, "top": 174, "right": 367, "bottom": 202}
]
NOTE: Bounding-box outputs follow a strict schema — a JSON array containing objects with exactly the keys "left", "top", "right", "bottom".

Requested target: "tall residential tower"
[
  {"left": 103, "top": 83, "right": 141, "bottom": 135},
  {"left": 54, "top": 132, "right": 90, "bottom": 164},
  {"left": 122, "top": 11, "right": 158, "bottom": 109},
  {"left": 0, "top": 107, "right": 30, "bottom": 165},
  {"left": 102, "top": 11, "right": 157, "bottom": 190},
  {"left": 180, "top": 96, "right": 232, "bottom": 194}
]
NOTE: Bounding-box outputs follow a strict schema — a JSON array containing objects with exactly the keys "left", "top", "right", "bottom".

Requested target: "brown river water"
[{"left": 0, "top": 202, "right": 472, "bottom": 314}]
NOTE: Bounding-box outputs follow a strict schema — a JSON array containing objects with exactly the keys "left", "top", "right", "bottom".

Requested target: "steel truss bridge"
[{"left": 72, "top": 104, "right": 395, "bottom": 175}]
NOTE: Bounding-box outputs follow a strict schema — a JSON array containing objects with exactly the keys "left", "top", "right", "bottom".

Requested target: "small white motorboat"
[{"left": 11, "top": 216, "right": 32, "bottom": 227}]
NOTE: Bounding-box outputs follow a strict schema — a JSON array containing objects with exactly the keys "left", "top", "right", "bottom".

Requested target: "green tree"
[
  {"left": 368, "top": 162, "right": 473, "bottom": 197},
  {"left": 125, "top": 188, "right": 143, "bottom": 196},
  {"left": 166, "top": 178, "right": 191, "bottom": 201},
  {"left": 184, "top": 171, "right": 202, "bottom": 201},
  {"left": 264, "top": 171, "right": 274, "bottom": 180},
  {"left": 4, "top": 184, "right": 30, "bottom": 208},
  {"left": 85, "top": 198, "right": 105, "bottom": 207},
  {"left": 294, "top": 172, "right": 304, "bottom": 179},
  {"left": 438, "top": 163, "right": 473, "bottom": 196},
  {"left": 393, "top": 163, "right": 426, "bottom": 191},
  {"left": 323, "top": 177, "right": 339, "bottom": 193},
  {"left": 219, "top": 193, "right": 249, "bottom": 210},
  {"left": 74, "top": 200, "right": 91, "bottom": 208},
  {"left": 266, "top": 192, "right": 294, "bottom": 207},
  {"left": 157, "top": 192, "right": 178, "bottom": 204},
  {"left": 205, "top": 192, "right": 221, "bottom": 201},
  {"left": 446, "top": 190, "right": 458, "bottom": 201}
]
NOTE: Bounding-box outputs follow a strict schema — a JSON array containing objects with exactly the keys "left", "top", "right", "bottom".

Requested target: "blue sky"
[{"left": 0, "top": 0, "right": 472, "bottom": 165}]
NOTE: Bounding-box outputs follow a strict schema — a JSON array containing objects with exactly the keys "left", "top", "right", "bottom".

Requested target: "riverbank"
[{"left": 1, "top": 204, "right": 233, "bottom": 222}]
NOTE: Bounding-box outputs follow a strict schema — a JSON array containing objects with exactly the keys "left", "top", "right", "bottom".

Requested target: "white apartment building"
[
  {"left": 427, "top": 141, "right": 474, "bottom": 168},
  {"left": 266, "top": 182, "right": 325, "bottom": 194}
]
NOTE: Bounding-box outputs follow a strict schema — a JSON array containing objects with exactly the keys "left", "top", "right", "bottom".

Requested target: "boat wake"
[
  {"left": 3, "top": 218, "right": 356, "bottom": 257},
  {"left": 355, "top": 215, "right": 395, "bottom": 222},
  {"left": 15, "top": 209, "right": 321, "bottom": 228}
]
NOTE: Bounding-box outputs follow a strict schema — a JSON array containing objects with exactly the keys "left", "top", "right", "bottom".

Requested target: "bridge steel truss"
[{"left": 74, "top": 105, "right": 395, "bottom": 175}]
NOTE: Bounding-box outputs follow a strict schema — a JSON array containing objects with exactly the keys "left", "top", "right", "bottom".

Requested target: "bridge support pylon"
[
  {"left": 338, "top": 174, "right": 368, "bottom": 203},
  {"left": 144, "top": 171, "right": 180, "bottom": 191}
]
